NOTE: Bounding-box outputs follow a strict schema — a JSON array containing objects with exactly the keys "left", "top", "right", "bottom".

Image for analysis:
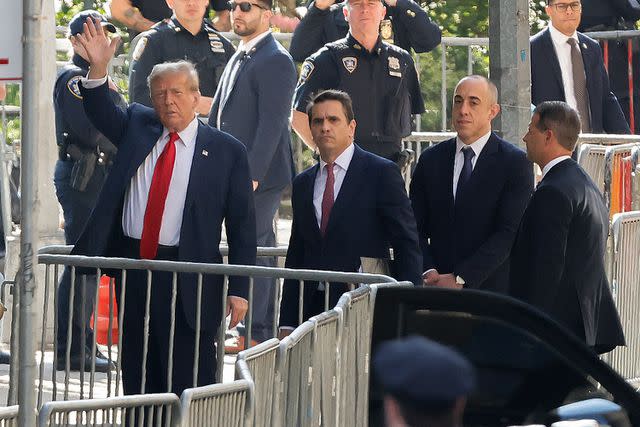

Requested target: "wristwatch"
[{"left": 455, "top": 275, "right": 466, "bottom": 286}]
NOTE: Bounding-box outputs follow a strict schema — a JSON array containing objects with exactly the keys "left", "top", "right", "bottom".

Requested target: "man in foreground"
[
  {"left": 279, "top": 90, "right": 421, "bottom": 334},
  {"left": 71, "top": 18, "right": 256, "bottom": 394},
  {"left": 511, "top": 101, "right": 625, "bottom": 354}
]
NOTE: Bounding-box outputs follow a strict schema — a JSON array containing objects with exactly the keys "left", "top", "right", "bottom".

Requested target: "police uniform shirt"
[
  {"left": 129, "top": 16, "right": 235, "bottom": 107},
  {"left": 54, "top": 54, "right": 124, "bottom": 159},
  {"left": 293, "top": 33, "right": 424, "bottom": 159}
]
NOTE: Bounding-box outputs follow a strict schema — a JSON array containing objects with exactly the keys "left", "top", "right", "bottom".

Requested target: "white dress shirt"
[
  {"left": 313, "top": 143, "right": 355, "bottom": 228},
  {"left": 82, "top": 75, "right": 198, "bottom": 246},
  {"left": 452, "top": 131, "right": 491, "bottom": 199},
  {"left": 541, "top": 155, "right": 571, "bottom": 180},
  {"left": 548, "top": 23, "right": 582, "bottom": 111},
  {"left": 122, "top": 118, "right": 198, "bottom": 246}
]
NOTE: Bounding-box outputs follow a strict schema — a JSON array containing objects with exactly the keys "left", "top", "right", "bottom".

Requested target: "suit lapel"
[
  {"left": 324, "top": 145, "right": 366, "bottom": 236},
  {"left": 442, "top": 139, "right": 456, "bottom": 212},
  {"left": 542, "top": 28, "right": 565, "bottom": 95},
  {"left": 127, "top": 119, "right": 164, "bottom": 180},
  {"left": 183, "top": 121, "right": 210, "bottom": 213},
  {"left": 300, "top": 164, "right": 322, "bottom": 240},
  {"left": 454, "top": 133, "right": 499, "bottom": 208}
]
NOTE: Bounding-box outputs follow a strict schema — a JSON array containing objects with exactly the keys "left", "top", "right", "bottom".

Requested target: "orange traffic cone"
[{"left": 90, "top": 276, "right": 119, "bottom": 345}]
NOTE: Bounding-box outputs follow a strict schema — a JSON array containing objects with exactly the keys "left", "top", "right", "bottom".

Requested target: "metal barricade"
[
  {"left": 37, "top": 393, "right": 181, "bottom": 427},
  {"left": 606, "top": 211, "right": 640, "bottom": 383},
  {"left": 274, "top": 321, "right": 315, "bottom": 427},
  {"left": 401, "top": 132, "right": 456, "bottom": 186},
  {"left": 179, "top": 380, "right": 252, "bottom": 427},
  {"left": 578, "top": 143, "right": 640, "bottom": 216},
  {"left": 335, "top": 286, "right": 371, "bottom": 427},
  {"left": 20, "top": 250, "right": 394, "bottom": 411},
  {"left": 309, "top": 310, "right": 340, "bottom": 427},
  {"left": 0, "top": 406, "right": 18, "bottom": 426},
  {"left": 235, "top": 339, "right": 279, "bottom": 427}
]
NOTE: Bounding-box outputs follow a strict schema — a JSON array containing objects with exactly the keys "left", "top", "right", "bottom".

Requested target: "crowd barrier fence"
[
  {"left": 235, "top": 339, "right": 279, "bottom": 427},
  {"left": 0, "top": 406, "right": 18, "bottom": 427},
  {"left": 37, "top": 393, "right": 181, "bottom": 427},
  {"left": 578, "top": 142, "right": 640, "bottom": 217},
  {"left": 605, "top": 211, "right": 640, "bottom": 384},
  {"left": 179, "top": 380, "right": 252, "bottom": 427},
  {"left": 5, "top": 248, "right": 395, "bottom": 414}
]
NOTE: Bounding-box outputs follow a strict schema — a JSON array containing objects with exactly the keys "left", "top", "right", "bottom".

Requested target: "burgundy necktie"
[
  {"left": 140, "top": 132, "right": 179, "bottom": 259},
  {"left": 320, "top": 163, "right": 335, "bottom": 236}
]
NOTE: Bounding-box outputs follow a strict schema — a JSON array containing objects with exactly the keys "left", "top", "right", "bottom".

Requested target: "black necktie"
[{"left": 456, "top": 146, "right": 475, "bottom": 197}]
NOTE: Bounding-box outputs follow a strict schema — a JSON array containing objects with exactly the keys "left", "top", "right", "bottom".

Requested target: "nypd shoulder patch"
[
  {"left": 66, "top": 75, "right": 83, "bottom": 100},
  {"left": 298, "top": 60, "right": 315, "bottom": 86}
]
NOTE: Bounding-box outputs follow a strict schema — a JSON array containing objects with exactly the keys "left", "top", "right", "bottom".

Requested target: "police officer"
[
  {"left": 289, "top": 0, "right": 441, "bottom": 63},
  {"left": 128, "top": 0, "right": 235, "bottom": 115},
  {"left": 579, "top": 0, "right": 640, "bottom": 133},
  {"left": 292, "top": 0, "right": 424, "bottom": 164},
  {"left": 54, "top": 10, "right": 125, "bottom": 372},
  {"left": 372, "top": 336, "right": 475, "bottom": 427}
]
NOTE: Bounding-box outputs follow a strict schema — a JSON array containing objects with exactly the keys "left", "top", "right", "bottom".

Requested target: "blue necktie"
[{"left": 456, "top": 146, "right": 475, "bottom": 197}]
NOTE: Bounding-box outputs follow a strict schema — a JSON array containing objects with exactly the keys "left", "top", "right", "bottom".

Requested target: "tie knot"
[
  {"left": 326, "top": 162, "right": 335, "bottom": 174},
  {"left": 462, "top": 146, "right": 475, "bottom": 160},
  {"left": 168, "top": 132, "right": 180, "bottom": 144},
  {"left": 567, "top": 38, "right": 577, "bottom": 47}
]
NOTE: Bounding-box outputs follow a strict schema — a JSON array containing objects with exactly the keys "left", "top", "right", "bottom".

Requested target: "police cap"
[
  {"left": 69, "top": 10, "right": 116, "bottom": 36},
  {"left": 373, "top": 336, "right": 476, "bottom": 410}
]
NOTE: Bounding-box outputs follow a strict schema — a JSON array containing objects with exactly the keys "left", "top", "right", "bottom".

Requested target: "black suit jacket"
[
  {"left": 409, "top": 133, "right": 534, "bottom": 293},
  {"left": 530, "top": 28, "right": 630, "bottom": 134},
  {"left": 510, "top": 159, "right": 625, "bottom": 351},
  {"left": 73, "top": 81, "right": 257, "bottom": 331},
  {"left": 280, "top": 145, "right": 422, "bottom": 327}
]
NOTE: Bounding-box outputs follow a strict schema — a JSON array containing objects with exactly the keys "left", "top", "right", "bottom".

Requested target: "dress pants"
[
  {"left": 54, "top": 160, "right": 107, "bottom": 354},
  {"left": 117, "top": 238, "right": 216, "bottom": 397},
  {"left": 239, "top": 184, "right": 286, "bottom": 341}
]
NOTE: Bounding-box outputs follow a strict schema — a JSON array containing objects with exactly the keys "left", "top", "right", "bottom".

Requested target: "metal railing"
[
  {"left": 0, "top": 406, "right": 18, "bottom": 427},
  {"left": 179, "top": 380, "right": 252, "bottom": 427},
  {"left": 37, "top": 393, "right": 181, "bottom": 427},
  {"left": 578, "top": 141, "right": 640, "bottom": 216},
  {"left": 606, "top": 211, "right": 640, "bottom": 384},
  {"left": 5, "top": 249, "right": 396, "bottom": 412}
]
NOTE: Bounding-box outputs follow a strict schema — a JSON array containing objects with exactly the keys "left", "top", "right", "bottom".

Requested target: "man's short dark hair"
[
  {"left": 533, "top": 101, "right": 581, "bottom": 151},
  {"left": 306, "top": 89, "right": 355, "bottom": 124},
  {"left": 259, "top": 0, "right": 273, "bottom": 9}
]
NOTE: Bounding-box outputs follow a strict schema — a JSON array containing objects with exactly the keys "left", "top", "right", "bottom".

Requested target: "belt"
[{"left": 121, "top": 235, "right": 179, "bottom": 260}]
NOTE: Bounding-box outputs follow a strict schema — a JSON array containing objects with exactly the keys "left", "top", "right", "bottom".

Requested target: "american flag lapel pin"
[{"left": 202, "top": 149, "right": 209, "bottom": 156}]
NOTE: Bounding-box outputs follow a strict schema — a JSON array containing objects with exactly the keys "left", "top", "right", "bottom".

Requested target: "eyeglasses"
[
  {"left": 227, "top": 1, "right": 268, "bottom": 12},
  {"left": 550, "top": 2, "right": 582, "bottom": 12}
]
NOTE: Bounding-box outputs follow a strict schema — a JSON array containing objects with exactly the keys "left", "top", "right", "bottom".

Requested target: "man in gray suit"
[{"left": 208, "top": 0, "right": 297, "bottom": 350}]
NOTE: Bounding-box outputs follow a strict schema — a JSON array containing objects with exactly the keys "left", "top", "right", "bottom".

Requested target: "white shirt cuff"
[
  {"left": 421, "top": 269, "right": 437, "bottom": 278},
  {"left": 279, "top": 326, "right": 295, "bottom": 331},
  {"left": 81, "top": 74, "right": 108, "bottom": 88}
]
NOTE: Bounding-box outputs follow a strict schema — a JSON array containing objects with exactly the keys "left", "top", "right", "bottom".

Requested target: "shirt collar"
[
  {"left": 346, "top": 32, "right": 383, "bottom": 56},
  {"left": 170, "top": 15, "right": 207, "bottom": 36},
  {"left": 319, "top": 143, "right": 355, "bottom": 173},
  {"left": 548, "top": 22, "right": 579, "bottom": 45},
  {"left": 541, "top": 155, "right": 571, "bottom": 179},
  {"left": 161, "top": 116, "right": 199, "bottom": 148},
  {"left": 238, "top": 30, "right": 271, "bottom": 53},
  {"left": 455, "top": 131, "right": 491, "bottom": 158}
]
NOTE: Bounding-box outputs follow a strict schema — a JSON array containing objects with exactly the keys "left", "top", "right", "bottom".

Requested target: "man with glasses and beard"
[{"left": 209, "top": 0, "right": 297, "bottom": 352}]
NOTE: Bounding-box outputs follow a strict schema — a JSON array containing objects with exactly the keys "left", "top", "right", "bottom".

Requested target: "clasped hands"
[{"left": 422, "top": 270, "right": 462, "bottom": 289}]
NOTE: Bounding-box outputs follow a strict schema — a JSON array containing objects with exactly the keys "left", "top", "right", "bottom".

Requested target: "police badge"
[
  {"left": 342, "top": 57, "right": 357, "bottom": 73},
  {"left": 67, "top": 75, "right": 83, "bottom": 100},
  {"left": 380, "top": 19, "right": 393, "bottom": 43}
]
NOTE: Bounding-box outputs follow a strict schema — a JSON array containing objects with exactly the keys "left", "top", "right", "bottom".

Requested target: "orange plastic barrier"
[{"left": 90, "top": 275, "right": 119, "bottom": 345}]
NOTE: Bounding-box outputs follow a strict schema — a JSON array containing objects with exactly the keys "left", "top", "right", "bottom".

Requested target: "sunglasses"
[{"left": 227, "top": 1, "right": 268, "bottom": 12}]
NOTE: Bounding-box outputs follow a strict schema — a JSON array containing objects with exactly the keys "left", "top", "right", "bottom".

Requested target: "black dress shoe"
[
  {"left": 56, "top": 349, "right": 115, "bottom": 373},
  {"left": 0, "top": 350, "right": 10, "bottom": 365}
]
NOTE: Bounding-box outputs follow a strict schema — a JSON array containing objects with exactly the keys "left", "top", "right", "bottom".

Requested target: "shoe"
[
  {"left": 56, "top": 349, "right": 115, "bottom": 373},
  {"left": 224, "top": 336, "right": 259, "bottom": 354},
  {"left": 0, "top": 350, "right": 10, "bottom": 365}
]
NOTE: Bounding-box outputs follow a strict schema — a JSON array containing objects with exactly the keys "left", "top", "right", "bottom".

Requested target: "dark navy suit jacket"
[
  {"left": 530, "top": 28, "right": 630, "bottom": 134},
  {"left": 209, "top": 33, "right": 297, "bottom": 190},
  {"left": 510, "top": 159, "right": 625, "bottom": 352},
  {"left": 280, "top": 145, "right": 422, "bottom": 327},
  {"left": 409, "top": 133, "right": 534, "bottom": 294},
  {"left": 72, "top": 81, "right": 257, "bottom": 331}
]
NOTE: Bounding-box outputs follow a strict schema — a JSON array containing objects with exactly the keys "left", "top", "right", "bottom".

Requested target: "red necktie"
[
  {"left": 320, "top": 163, "right": 335, "bottom": 236},
  {"left": 140, "top": 132, "right": 179, "bottom": 259}
]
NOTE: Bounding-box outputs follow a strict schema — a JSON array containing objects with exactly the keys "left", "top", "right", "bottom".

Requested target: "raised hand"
[{"left": 70, "top": 17, "right": 120, "bottom": 79}]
